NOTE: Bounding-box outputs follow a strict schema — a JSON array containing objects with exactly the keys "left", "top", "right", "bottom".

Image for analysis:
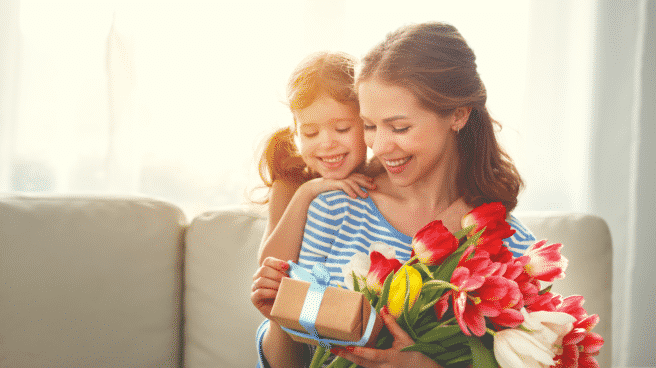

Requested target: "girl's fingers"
[
  {"left": 262, "top": 256, "right": 290, "bottom": 272},
  {"left": 252, "top": 275, "right": 280, "bottom": 292}
]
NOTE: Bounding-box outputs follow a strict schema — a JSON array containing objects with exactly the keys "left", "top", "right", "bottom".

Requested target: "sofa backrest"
[
  {"left": 0, "top": 195, "right": 187, "bottom": 367},
  {"left": 183, "top": 207, "right": 266, "bottom": 368}
]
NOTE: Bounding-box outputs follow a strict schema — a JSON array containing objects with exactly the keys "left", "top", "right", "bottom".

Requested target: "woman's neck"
[{"left": 370, "top": 164, "right": 470, "bottom": 235}]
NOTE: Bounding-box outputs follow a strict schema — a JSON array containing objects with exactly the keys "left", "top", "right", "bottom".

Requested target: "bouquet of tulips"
[{"left": 309, "top": 202, "right": 604, "bottom": 368}]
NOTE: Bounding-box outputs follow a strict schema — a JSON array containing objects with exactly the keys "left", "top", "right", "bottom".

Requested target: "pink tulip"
[
  {"left": 411, "top": 220, "right": 459, "bottom": 266},
  {"left": 524, "top": 240, "right": 569, "bottom": 282}
]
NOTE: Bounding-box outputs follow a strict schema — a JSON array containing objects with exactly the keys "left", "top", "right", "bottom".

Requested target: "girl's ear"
[{"left": 451, "top": 106, "right": 472, "bottom": 132}]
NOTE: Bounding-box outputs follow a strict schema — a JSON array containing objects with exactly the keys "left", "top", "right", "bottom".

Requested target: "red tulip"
[
  {"left": 447, "top": 246, "right": 524, "bottom": 336},
  {"left": 553, "top": 297, "right": 604, "bottom": 368},
  {"left": 411, "top": 220, "right": 459, "bottom": 266},
  {"left": 461, "top": 202, "right": 515, "bottom": 247},
  {"left": 366, "top": 251, "right": 402, "bottom": 294}
]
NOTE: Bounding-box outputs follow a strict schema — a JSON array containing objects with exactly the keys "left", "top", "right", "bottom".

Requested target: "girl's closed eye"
[
  {"left": 335, "top": 126, "right": 352, "bottom": 133},
  {"left": 363, "top": 124, "right": 376, "bottom": 131},
  {"left": 392, "top": 126, "right": 410, "bottom": 133}
]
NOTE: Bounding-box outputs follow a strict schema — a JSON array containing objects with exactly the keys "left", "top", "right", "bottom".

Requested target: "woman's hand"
[
  {"left": 251, "top": 256, "right": 290, "bottom": 320},
  {"left": 330, "top": 307, "right": 442, "bottom": 368},
  {"left": 302, "top": 173, "right": 375, "bottom": 199}
]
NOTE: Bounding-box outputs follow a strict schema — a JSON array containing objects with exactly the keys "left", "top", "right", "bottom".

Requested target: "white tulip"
[
  {"left": 494, "top": 308, "right": 576, "bottom": 368},
  {"left": 494, "top": 329, "right": 555, "bottom": 368},
  {"left": 341, "top": 242, "right": 396, "bottom": 291},
  {"left": 342, "top": 252, "right": 370, "bottom": 291}
]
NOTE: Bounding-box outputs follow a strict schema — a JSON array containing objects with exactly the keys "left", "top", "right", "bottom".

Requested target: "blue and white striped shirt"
[{"left": 297, "top": 190, "right": 536, "bottom": 287}]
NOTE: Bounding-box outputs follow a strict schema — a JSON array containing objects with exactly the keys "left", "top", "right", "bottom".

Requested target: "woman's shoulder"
[{"left": 504, "top": 214, "right": 537, "bottom": 257}]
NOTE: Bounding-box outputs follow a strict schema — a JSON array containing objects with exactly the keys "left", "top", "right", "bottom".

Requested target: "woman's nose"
[{"left": 371, "top": 129, "right": 393, "bottom": 156}]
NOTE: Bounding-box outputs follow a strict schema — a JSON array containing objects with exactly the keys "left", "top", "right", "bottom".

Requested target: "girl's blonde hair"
[{"left": 256, "top": 51, "right": 359, "bottom": 201}]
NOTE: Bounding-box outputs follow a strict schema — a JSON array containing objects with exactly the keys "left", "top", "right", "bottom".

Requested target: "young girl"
[{"left": 256, "top": 51, "right": 374, "bottom": 267}]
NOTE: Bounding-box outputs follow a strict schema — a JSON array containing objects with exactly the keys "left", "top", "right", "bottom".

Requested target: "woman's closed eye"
[
  {"left": 392, "top": 126, "right": 410, "bottom": 133},
  {"left": 363, "top": 124, "right": 376, "bottom": 131},
  {"left": 336, "top": 126, "right": 352, "bottom": 133}
]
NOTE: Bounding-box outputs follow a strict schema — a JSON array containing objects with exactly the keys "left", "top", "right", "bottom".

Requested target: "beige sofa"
[{"left": 0, "top": 195, "right": 612, "bottom": 367}]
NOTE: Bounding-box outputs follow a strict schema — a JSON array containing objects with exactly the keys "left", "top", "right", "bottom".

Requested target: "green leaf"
[
  {"left": 416, "top": 321, "right": 440, "bottom": 335},
  {"left": 418, "top": 325, "right": 461, "bottom": 342},
  {"left": 401, "top": 342, "right": 447, "bottom": 354},
  {"left": 445, "top": 353, "right": 473, "bottom": 365},
  {"left": 468, "top": 335, "right": 498, "bottom": 368},
  {"left": 375, "top": 272, "right": 394, "bottom": 313},
  {"left": 352, "top": 271, "right": 360, "bottom": 292},
  {"left": 433, "top": 347, "right": 471, "bottom": 361},
  {"left": 441, "top": 334, "right": 469, "bottom": 347},
  {"left": 454, "top": 224, "right": 476, "bottom": 239}
]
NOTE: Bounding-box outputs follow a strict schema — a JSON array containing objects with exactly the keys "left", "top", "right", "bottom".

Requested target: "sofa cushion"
[
  {"left": 0, "top": 195, "right": 186, "bottom": 367},
  {"left": 184, "top": 207, "right": 266, "bottom": 368},
  {"left": 517, "top": 212, "right": 612, "bottom": 367}
]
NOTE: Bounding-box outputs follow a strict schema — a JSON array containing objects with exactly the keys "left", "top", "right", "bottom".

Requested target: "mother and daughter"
[{"left": 251, "top": 21, "right": 536, "bottom": 368}]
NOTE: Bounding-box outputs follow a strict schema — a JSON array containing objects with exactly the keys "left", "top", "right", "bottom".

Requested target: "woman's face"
[
  {"left": 358, "top": 79, "right": 459, "bottom": 188},
  {"left": 294, "top": 95, "right": 366, "bottom": 179}
]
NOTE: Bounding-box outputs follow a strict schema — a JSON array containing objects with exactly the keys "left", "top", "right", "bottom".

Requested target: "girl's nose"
[{"left": 318, "top": 130, "right": 337, "bottom": 149}]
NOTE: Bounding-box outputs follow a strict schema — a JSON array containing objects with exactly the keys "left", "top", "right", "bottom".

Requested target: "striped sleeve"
[
  {"left": 504, "top": 214, "right": 536, "bottom": 257},
  {"left": 255, "top": 320, "right": 270, "bottom": 368}
]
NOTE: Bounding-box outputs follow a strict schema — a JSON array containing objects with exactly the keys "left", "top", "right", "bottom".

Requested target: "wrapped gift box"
[{"left": 270, "top": 277, "right": 383, "bottom": 347}]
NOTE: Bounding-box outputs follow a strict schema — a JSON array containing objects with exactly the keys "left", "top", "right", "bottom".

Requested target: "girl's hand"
[
  {"left": 303, "top": 173, "right": 376, "bottom": 199},
  {"left": 250, "top": 257, "right": 290, "bottom": 320},
  {"left": 330, "top": 307, "right": 442, "bottom": 368}
]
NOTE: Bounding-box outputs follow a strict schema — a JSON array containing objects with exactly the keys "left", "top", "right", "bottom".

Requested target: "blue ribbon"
[{"left": 280, "top": 261, "right": 377, "bottom": 349}]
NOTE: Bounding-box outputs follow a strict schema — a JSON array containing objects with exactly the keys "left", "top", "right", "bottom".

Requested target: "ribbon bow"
[{"left": 281, "top": 261, "right": 377, "bottom": 349}]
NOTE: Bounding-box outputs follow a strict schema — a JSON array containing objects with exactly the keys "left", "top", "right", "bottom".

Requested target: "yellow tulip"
[{"left": 387, "top": 265, "right": 422, "bottom": 318}]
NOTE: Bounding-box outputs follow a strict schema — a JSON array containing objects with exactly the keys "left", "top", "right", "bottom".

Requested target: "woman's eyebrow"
[
  {"left": 359, "top": 115, "right": 408, "bottom": 124},
  {"left": 382, "top": 115, "right": 408, "bottom": 123}
]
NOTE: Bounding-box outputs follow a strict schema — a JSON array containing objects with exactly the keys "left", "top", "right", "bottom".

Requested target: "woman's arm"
[{"left": 258, "top": 175, "right": 375, "bottom": 266}]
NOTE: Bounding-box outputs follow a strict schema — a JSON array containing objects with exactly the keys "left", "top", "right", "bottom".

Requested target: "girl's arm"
[
  {"left": 252, "top": 258, "right": 308, "bottom": 368},
  {"left": 258, "top": 174, "right": 374, "bottom": 266}
]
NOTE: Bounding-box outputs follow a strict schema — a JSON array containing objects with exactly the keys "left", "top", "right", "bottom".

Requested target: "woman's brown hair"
[
  {"left": 256, "top": 51, "right": 359, "bottom": 201},
  {"left": 356, "top": 22, "right": 523, "bottom": 212}
]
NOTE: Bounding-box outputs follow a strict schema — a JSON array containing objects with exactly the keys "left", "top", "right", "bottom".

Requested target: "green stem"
[
  {"left": 403, "top": 255, "right": 418, "bottom": 266},
  {"left": 486, "top": 328, "right": 496, "bottom": 336},
  {"left": 438, "top": 317, "right": 456, "bottom": 327},
  {"left": 324, "top": 356, "right": 355, "bottom": 368},
  {"left": 309, "top": 346, "right": 331, "bottom": 368}
]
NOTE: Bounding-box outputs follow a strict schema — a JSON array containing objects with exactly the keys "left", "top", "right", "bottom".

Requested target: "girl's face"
[
  {"left": 294, "top": 95, "right": 366, "bottom": 179},
  {"left": 357, "top": 79, "right": 460, "bottom": 188}
]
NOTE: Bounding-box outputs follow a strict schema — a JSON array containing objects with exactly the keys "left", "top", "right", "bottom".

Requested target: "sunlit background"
[{"left": 1, "top": 1, "right": 654, "bottom": 367}]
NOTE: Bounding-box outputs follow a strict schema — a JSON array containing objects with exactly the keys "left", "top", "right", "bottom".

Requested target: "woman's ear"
[{"left": 451, "top": 106, "right": 472, "bottom": 132}]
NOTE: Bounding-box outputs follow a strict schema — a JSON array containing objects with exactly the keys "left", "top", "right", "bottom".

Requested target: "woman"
[{"left": 252, "top": 22, "right": 535, "bottom": 368}]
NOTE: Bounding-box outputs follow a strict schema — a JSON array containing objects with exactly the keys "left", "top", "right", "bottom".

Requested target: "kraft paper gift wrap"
[{"left": 270, "top": 262, "right": 383, "bottom": 348}]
